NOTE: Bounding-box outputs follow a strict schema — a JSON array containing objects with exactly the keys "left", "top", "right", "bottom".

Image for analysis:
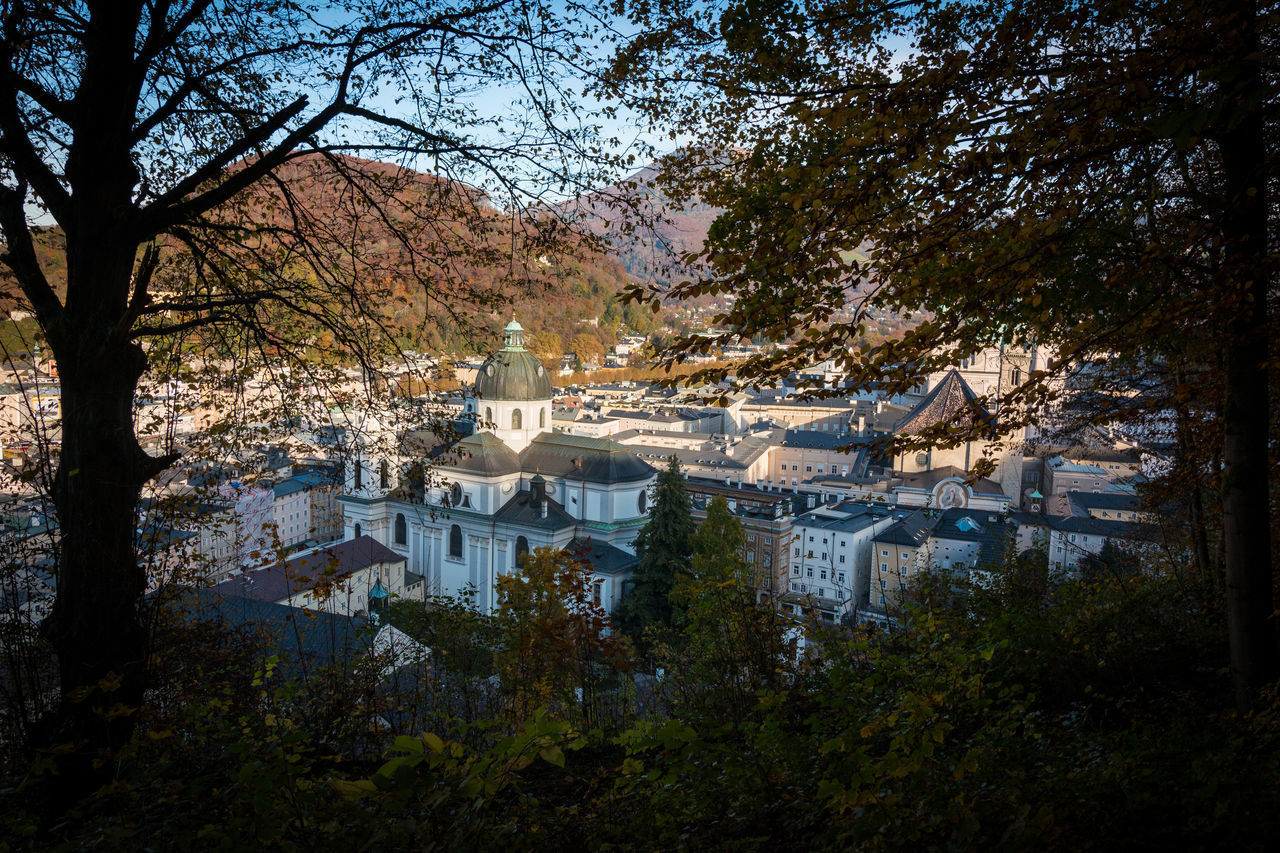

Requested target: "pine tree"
[
  {"left": 666, "top": 495, "right": 795, "bottom": 724},
  {"left": 615, "top": 456, "right": 694, "bottom": 646}
]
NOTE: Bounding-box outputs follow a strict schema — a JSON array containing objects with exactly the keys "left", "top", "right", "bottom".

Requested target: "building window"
[
  {"left": 793, "top": 547, "right": 800, "bottom": 557},
  {"left": 879, "top": 594, "right": 886, "bottom": 607},
  {"left": 808, "top": 535, "right": 814, "bottom": 542},
  {"left": 354, "top": 459, "right": 363, "bottom": 489},
  {"left": 901, "top": 566, "right": 910, "bottom": 576},
  {"left": 512, "top": 408, "right": 523, "bottom": 429},
  {"left": 394, "top": 513, "right": 406, "bottom": 545},
  {"left": 901, "top": 552, "right": 909, "bottom": 561},
  {"left": 821, "top": 552, "right": 827, "bottom": 561},
  {"left": 792, "top": 566, "right": 800, "bottom": 576},
  {"left": 805, "top": 464, "right": 812, "bottom": 472},
  {"left": 485, "top": 406, "right": 493, "bottom": 424},
  {"left": 592, "top": 580, "right": 603, "bottom": 606},
  {"left": 449, "top": 524, "right": 463, "bottom": 558},
  {"left": 747, "top": 549, "right": 755, "bottom": 561},
  {"left": 881, "top": 549, "right": 889, "bottom": 557},
  {"left": 638, "top": 490, "right": 648, "bottom": 513},
  {"left": 354, "top": 522, "right": 362, "bottom": 539},
  {"left": 839, "top": 555, "right": 846, "bottom": 563},
  {"left": 780, "top": 464, "right": 787, "bottom": 472},
  {"left": 820, "top": 570, "right": 827, "bottom": 580},
  {"left": 837, "top": 589, "right": 845, "bottom": 601},
  {"left": 791, "top": 464, "right": 798, "bottom": 471},
  {"left": 880, "top": 579, "right": 887, "bottom": 589},
  {"left": 817, "top": 464, "right": 824, "bottom": 473},
  {"left": 540, "top": 408, "right": 546, "bottom": 428},
  {"left": 880, "top": 562, "right": 888, "bottom": 571},
  {"left": 516, "top": 535, "right": 529, "bottom": 565},
  {"left": 806, "top": 567, "right": 813, "bottom": 577},
  {"left": 379, "top": 460, "right": 389, "bottom": 489},
  {"left": 838, "top": 572, "right": 845, "bottom": 584}
]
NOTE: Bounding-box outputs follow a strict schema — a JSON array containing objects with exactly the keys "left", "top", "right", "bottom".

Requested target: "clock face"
[{"left": 937, "top": 482, "right": 967, "bottom": 509}]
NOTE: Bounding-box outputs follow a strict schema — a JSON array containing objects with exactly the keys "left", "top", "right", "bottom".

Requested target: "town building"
[{"left": 339, "top": 321, "right": 657, "bottom": 615}]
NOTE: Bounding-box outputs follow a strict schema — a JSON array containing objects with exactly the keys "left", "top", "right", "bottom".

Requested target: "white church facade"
[{"left": 338, "top": 321, "right": 657, "bottom": 615}]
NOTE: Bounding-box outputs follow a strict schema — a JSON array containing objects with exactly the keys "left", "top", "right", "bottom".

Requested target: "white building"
[
  {"left": 340, "top": 320, "right": 658, "bottom": 615},
  {"left": 787, "top": 499, "right": 898, "bottom": 619}
]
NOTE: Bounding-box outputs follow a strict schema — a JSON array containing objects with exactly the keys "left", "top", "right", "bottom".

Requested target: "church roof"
[
  {"left": 475, "top": 320, "right": 552, "bottom": 401},
  {"left": 494, "top": 490, "right": 577, "bottom": 530},
  {"left": 568, "top": 537, "right": 640, "bottom": 575},
  {"left": 520, "top": 433, "right": 655, "bottom": 484},
  {"left": 448, "top": 432, "right": 522, "bottom": 476},
  {"left": 894, "top": 369, "right": 991, "bottom": 435}
]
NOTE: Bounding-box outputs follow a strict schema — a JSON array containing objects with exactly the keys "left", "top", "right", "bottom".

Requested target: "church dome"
[{"left": 475, "top": 320, "right": 552, "bottom": 402}]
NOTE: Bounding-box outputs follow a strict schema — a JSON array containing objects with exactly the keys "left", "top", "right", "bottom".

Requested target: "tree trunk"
[
  {"left": 1219, "top": 0, "right": 1276, "bottom": 713},
  {"left": 41, "top": 333, "right": 156, "bottom": 793}
]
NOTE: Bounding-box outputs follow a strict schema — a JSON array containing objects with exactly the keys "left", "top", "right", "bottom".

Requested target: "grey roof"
[
  {"left": 1067, "top": 491, "right": 1144, "bottom": 512},
  {"left": 874, "top": 510, "right": 939, "bottom": 546},
  {"left": 894, "top": 370, "right": 990, "bottom": 435},
  {"left": 170, "top": 588, "right": 370, "bottom": 677},
  {"left": 795, "top": 500, "right": 893, "bottom": 534},
  {"left": 476, "top": 322, "right": 552, "bottom": 401},
  {"left": 520, "top": 432, "right": 655, "bottom": 483},
  {"left": 447, "top": 432, "right": 522, "bottom": 476},
  {"left": 1051, "top": 514, "right": 1151, "bottom": 539},
  {"left": 567, "top": 537, "right": 640, "bottom": 575},
  {"left": 779, "top": 429, "right": 869, "bottom": 450},
  {"left": 494, "top": 490, "right": 577, "bottom": 530},
  {"left": 930, "top": 508, "right": 1016, "bottom": 566},
  {"left": 210, "top": 535, "right": 403, "bottom": 603}
]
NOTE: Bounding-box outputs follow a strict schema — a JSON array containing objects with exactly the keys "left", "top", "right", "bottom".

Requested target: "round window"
[
  {"left": 450, "top": 482, "right": 463, "bottom": 505},
  {"left": 485, "top": 364, "right": 495, "bottom": 376},
  {"left": 535, "top": 363, "right": 544, "bottom": 376}
]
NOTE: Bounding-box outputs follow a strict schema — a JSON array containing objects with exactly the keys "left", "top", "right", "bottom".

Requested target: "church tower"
[{"left": 473, "top": 319, "right": 553, "bottom": 453}]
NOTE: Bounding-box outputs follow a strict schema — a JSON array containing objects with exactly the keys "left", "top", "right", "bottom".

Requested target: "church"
[{"left": 338, "top": 320, "right": 657, "bottom": 615}]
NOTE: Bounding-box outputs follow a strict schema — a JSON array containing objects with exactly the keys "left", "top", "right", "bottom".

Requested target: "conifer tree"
[
  {"left": 615, "top": 456, "right": 694, "bottom": 645},
  {"left": 666, "top": 495, "right": 794, "bottom": 724}
]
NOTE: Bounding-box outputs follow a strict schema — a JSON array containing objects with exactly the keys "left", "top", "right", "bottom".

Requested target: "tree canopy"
[{"left": 606, "top": 0, "right": 1277, "bottom": 707}]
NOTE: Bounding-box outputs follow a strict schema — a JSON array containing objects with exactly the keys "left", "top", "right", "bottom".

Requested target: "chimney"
[{"left": 530, "top": 473, "right": 546, "bottom": 509}]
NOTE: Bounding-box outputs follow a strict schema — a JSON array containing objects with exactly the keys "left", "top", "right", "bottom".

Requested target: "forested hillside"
[{"left": 1, "top": 156, "right": 646, "bottom": 359}]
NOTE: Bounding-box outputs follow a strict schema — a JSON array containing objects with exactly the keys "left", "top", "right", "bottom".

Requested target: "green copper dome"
[{"left": 475, "top": 320, "right": 552, "bottom": 402}]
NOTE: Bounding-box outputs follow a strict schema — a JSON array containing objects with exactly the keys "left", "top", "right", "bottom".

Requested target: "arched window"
[
  {"left": 449, "top": 524, "right": 463, "bottom": 558},
  {"left": 485, "top": 406, "right": 492, "bottom": 424},
  {"left": 515, "top": 535, "right": 529, "bottom": 566},
  {"left": 354, "top": 522, "right": 362, "bottom": 539},
  {"left": 539, "top": 407, "right": 546, "bottom": 428},
  {"left": 1011, "top": 367, "right": 1022, "bottom": 386},
  {"left": 638, "top": 490, "right": 648, "bottom": 514},
  {"left": 394, "top": 513, "right": 407, "bottom": 545},
  {"left": 511, "top": 408, "right": 522, "bottom": 429},
  {"left": 354, "top": 459, "right": 363, "bottom": 489},
  {"left": 379, "top": 460, "right": 389, "bottom": 490}
]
